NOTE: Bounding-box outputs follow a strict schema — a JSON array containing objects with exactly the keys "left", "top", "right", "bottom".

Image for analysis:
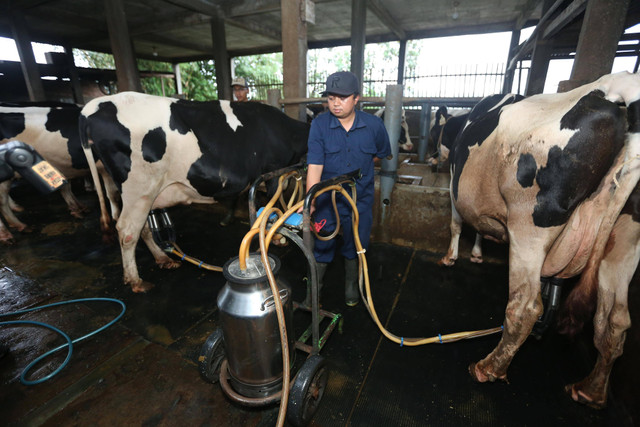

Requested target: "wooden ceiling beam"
[
  {"left": 226, "top": 18, "right": 281, "bottom": 41},
  {"left": 542, "top": 0, "right": 587, "bottom": 40},
  {"left": 367, "top": 0, "right": 406, "bottom": 40}
]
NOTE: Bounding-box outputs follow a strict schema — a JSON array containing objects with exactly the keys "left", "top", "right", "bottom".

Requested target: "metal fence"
[{"left": 251, "top": 62, "right": 530, "bottom": 101}]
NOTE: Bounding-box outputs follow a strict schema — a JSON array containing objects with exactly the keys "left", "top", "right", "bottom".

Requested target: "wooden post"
[
  {"left": 397, "top": 39, "right": 407, "bottom": 85},
  {"left": 10, "top": 10, "right": 45, "bottom": 101},
  {"left": 104, "top": 0, "right": 142, "bottom": 92},
  {"left": 502, "top": 30, "right": 520, "bottom": 94},
  {"left": 211, "top": 12, "right": 231, "bottom": 101},
  {"left": 525, "top": 0, "right": 553, "bottom": 95},
  {"left": 559, "top": 0, "right": 631, "bottom": 92},
  {"left": 350, "top": 0, "right": 366, "bottom": 95},
  {"left": 281, "top": 0, "right": 308, "bottom": 121},
  {"left": 63, "top": 45, "right": 84, "bottom": 104}
]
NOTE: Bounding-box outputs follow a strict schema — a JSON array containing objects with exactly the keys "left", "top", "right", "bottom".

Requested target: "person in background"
[
  {"left": 231, "top": 77, "right": 250, "bottom": 102},
  {"left": 304, "top": 71, "right": 391, "bottom": 306},
  {"left": 219, "top": 76, "right": 250, "bottom": 226}
]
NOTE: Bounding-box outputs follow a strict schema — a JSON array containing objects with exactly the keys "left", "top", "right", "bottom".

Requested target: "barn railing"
[{"left": 251, "top": 62, "right": 530, "bottom": 101}]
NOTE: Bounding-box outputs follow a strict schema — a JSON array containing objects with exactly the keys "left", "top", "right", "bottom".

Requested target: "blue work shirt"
[
  {"left": 307, "top": 110, "right": 391, "bottom": 204},
  {"left": 307, "top": 109, "right": 391, "bottom": 262}
]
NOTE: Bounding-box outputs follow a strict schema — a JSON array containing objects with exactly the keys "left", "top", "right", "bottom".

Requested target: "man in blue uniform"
[{"left": 306, "top": 71, "right": 391, "bottom": 306}]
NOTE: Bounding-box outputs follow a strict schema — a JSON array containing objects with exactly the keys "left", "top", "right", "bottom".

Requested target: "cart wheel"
[
  {"left": 287, "top": 355, "right": 328, "bottom": 427},
  {"left": 198, "top": 328, "right": 225, "bottom": 383}
]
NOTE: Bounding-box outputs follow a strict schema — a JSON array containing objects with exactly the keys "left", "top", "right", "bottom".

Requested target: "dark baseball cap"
[{"left": 321, "top": 71, "right": 360, "bottom": 96}]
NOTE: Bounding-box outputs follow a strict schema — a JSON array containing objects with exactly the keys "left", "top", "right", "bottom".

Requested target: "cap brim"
[{"left": 321, "top": 90, "right": 355, "bottom": 97}]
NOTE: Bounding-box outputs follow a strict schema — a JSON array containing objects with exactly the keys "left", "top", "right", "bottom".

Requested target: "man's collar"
[{"left": 329, "top": 110, "right": 366, "bottom": 130}]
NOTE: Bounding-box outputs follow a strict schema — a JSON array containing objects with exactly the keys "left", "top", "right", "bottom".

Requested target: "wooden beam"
[
  {"left": 139, "top": 33, "right": 212, "bottom": 55},
  {"left": 368, "top": 0, "right": 406, "bottom": 40},
  {"left": 515, "top": 0, "right": 541, "bottom": 29},
  {"left": 542, "top": 0, "right": 587, "bottom": 40},
  {"left": 104, "top": 0, "right": 142, "bottom": 92},
  {"left": 281, "top": 0, "right": 307, "bottom": 121},
  {"left": 129, "top": 12, "right": 212, "bottom": 37},
  {"left": 160, "top": 0, "right": 218, "bottom": 16},
  {"left": 226, "top": 17, "right": 281, "bottom": 41},
  {"left": 10, "top": 9, "right": 45, "bottom": 101},
  {"left": 211, "top": 12, "right": 231, "bottom": 100}
]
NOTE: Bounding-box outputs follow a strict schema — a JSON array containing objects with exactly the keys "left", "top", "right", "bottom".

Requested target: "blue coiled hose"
[{"left": 0, "top": 297, "right": 126, "bottom": 385}]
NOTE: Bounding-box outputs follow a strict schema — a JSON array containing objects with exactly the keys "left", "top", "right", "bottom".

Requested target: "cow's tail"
[{"left": 79, "top": 114, "right": 114, "bottom": 241}]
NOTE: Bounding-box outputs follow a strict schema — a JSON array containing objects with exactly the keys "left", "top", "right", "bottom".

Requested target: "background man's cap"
[
  {"left": 231, "top": 77, "right": 247, "bottom": 88},
  {"left": 321, "top": 71, "right": 359, "bottom": 96}
]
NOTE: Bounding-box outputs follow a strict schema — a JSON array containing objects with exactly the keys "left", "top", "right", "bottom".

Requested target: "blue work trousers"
[{"left": 312, "top": 192, "right": 372, "bottom": 263}]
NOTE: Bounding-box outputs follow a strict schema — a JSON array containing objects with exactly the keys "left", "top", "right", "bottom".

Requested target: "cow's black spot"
[
  {"left": 532, "top": 91, "right": 626, "bottom": 227},
  {"left": 517, "top": 153, "right": 537, "bottom": 188},
  {"left": 169, "top": 100, "right": 192, "bottom": 135},
  {"left": 621, "top": 184, "right": 640, "bottom": 222},
  {"left": 451, "top": 94, "right": 524, "bottom": 200},
  {"left": 45, "top": 106, "right": 86, "bottom": 169},
  {"left": 142, "top": 127, "right": 167, "bottom": 163},
  {"left": 88, "top": 101, "right": 132, "bottom": 190},
  {"left": 0, "top": 112, "right": 26, "bottom": 140},
  {"left": 628, "top": 99, "right": 640, "bottom": 133}
]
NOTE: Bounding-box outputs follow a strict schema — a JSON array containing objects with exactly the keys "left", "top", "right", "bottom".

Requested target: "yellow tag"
[{"left": 32, "top": 161, "right": 65, "bottom": 189}]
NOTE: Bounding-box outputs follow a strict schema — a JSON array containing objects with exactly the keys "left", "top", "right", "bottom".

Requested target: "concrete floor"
[{"left": 0, "top": 174, "right": 638, "bottom": 426}]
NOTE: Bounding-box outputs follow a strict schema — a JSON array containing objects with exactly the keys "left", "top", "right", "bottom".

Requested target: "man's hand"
[{"left": 298, "top": 164, "right": 324, "bottom": 214}]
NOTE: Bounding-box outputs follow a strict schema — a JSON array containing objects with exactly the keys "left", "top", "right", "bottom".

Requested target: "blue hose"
[{"left": 0, "top": 297, "right": 126, "bottom": 385}]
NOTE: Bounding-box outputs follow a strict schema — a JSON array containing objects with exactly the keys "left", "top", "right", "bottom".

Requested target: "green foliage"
[{"left": 74, "top": 41, "right": 423, "bottom": 100}]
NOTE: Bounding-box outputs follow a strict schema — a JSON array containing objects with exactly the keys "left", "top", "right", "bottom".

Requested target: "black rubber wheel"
[
  {"left": 287, "top": 355, "right": 328, "bottom": 427},
  {"left": 198, "top": 328, "right": 225, "bottom": 383}
]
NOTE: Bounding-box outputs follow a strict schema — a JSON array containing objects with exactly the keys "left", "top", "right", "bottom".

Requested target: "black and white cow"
[
  {"left": 80, "top": 92, "right": 310, "bottom": 292},
  {"left": 442, "top": 72, "right": 640, "bottom": 409},
  {"left": 374, "top": 107, "right": 413, "bottom": 151},
  {"left": 0, "top": 102, "right": 108, "bottom": 243}
]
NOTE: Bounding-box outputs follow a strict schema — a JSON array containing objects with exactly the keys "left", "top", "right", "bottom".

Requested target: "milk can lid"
[{"left": 223, "top": 253, "right": 281, "bottom": 284}]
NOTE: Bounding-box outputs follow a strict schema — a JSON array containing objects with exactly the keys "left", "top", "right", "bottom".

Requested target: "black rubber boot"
[
  {"left": 303, "top": 262, "right": 328, "bottom": 307},
  {"left": 345, "top": 257, "right": 359, "bottom": 307}
]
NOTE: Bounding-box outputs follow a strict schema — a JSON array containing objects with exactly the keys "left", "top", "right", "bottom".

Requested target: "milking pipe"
[
  {"left": 380, "top": 84, "right": 403, "bottom": 227},
  {"left": 417, "top": 102, "right": 432, "bottom": 163}
]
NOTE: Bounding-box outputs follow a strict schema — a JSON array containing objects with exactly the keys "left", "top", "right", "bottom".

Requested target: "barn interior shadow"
[{"left": 0, "top": 177, "right": 638, "bottom": 426}]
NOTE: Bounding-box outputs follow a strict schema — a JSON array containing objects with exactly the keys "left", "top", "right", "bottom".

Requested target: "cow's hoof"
[
  {"left": 158, "top": 259, "right": 181, "bottom": 270},
  {"left": 468, "top": 362, "right": 507, "bottom": 383},
  {"left": 16, "top": 225, "right": 33, "bottom": 233},
  {"left": 0, "top": 235, "right": 15, "bottom": 245},
  {"left": 437, "top": 257, "right": 455, "bottom": 267},
  {"left": 470, "top": 256, "right": 483, "bottom": 264},
  {"left": 70, "top": 207, "right": 89, "bottom": 219},
  {"left": 130, "top": 280, "right": 154, "bottom": 293},
  {"left": 564, "top": 384, "right": 606, "bottom": 409}
]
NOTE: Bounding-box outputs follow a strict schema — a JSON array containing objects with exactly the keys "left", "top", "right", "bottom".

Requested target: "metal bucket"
[{"left": 218, "top": 252, "right": 295, "bottom": 398}]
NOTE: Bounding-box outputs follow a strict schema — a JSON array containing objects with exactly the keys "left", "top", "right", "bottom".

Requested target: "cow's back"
[
  {"left": 81, "top": 93, "right": 309, "bottom": 198},
  {"left": 0, "top": 103, "right": 86, "bottom": 176}
]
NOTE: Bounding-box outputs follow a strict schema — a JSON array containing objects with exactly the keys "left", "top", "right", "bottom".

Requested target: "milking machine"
[
  {"left": 147, "top": 160, "right": 563, "bottom": 426},
  {"left": 0, "top": 140, "right": 66, "bottom": 193},
  {"left": 195, "top": 165, "right": 360, "bottom": 427}
]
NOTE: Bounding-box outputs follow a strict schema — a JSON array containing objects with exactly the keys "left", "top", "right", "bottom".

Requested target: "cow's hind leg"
[
  {"left": 470, "top": 233, "right": 483, "bottom": 263},
  {"left": 139, "top": 223, "right": 181, "bottom": 270},
  {"left": 116, "top": 200, "right": 157, "bottom": 293},
  {"left": 439, "top": 199, "right": 463, "bottom": 266},
  {"left": 59, "top": 183, "right": 89, "bottom": 218},
  {"left": 469, "top": 233, "right": 545, "bottom": 382},
  {"left": 565, "top": 214, "right": 638, "bottom": 409},
  {"left": 0, "top": 181, "right": 29, "bottom": 232}
]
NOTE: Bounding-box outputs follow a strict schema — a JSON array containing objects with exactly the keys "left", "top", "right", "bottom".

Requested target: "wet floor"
[{"left": 1, "top": 179, "right": 638, "bottom": 426}]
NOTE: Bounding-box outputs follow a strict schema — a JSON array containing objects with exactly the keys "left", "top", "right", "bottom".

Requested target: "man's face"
[
  {"left": 327, "top": 93, "right": 359, "bottom": 119},
  {"left": 233, "top": 85, "right": 249, "bottom": 101}
]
